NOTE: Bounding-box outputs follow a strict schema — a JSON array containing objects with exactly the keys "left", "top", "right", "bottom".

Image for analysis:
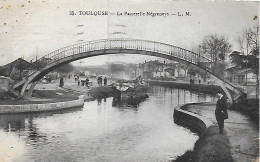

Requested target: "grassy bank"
[
  {"left": 32, "top": 89, "right": 80, "bottom": 100},
  {"left": 0, "top": 85, "right": 114, "bottom": 105},
  {"left": 231, "top": 98, "right": 259, "bottom": 124},
  {"left": 0, "top": 89, "right": 81, "bottom": 105},
  {"left": 173, "top": 125, "right": 233, "bottom": 162}
]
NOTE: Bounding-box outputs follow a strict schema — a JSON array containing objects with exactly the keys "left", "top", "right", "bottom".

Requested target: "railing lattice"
[{"left": 33, "top": 38, "right": 211, "bottom": 70}]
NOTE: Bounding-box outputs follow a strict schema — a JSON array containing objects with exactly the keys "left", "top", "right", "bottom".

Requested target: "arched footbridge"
[{"left": 13, "top": 38, "right": 245, "bottom": 104}]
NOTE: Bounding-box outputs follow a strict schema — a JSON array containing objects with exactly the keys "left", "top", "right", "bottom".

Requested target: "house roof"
[{"left": 0, "top": 58, "right": 35, "bottom": 77}]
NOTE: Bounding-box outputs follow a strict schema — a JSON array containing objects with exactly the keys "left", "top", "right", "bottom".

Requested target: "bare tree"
[
  {"left": 199, "top": 35, "right": 232, "bottom": 62},
  {"left": 199, "top": 35, "right": 232, "bottom": 78},
  {"left": 232, "top": 25, "right": 259, "bottom": 98},
  {"left": 236, "top": 27, "right": 259, "bottom": 56}
]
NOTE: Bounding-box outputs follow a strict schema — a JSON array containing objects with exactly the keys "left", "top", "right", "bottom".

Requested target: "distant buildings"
[
  {"left": 225, "top": 68, "right": 257, "bottom": 85},
  {"left": 128, "top": 60, "right": 189, "bottom": 80},
  {"left": 0, "top": 58, "right": 36, "bottom": 81}
]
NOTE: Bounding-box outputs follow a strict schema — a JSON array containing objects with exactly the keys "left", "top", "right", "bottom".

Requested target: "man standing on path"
[{"left": 215, "top": 93, "right": 229, "bottom": 134}]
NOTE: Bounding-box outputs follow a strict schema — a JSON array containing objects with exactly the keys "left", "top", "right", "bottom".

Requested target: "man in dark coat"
[{"left": 215, "top": 93, "right": 228, "bottom": 134}]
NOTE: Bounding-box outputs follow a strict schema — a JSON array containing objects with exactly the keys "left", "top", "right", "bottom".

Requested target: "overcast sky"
[{"left": 0, "top": 0, "right": 258, "bottom": 66}]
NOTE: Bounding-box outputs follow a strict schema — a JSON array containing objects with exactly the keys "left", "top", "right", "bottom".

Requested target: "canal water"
[{"left": 0, "top": 86, "right": 216, "bottom": 162}]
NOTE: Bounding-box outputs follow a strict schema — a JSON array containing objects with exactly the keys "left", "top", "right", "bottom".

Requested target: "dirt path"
[{"left": 186, "top": 103, "right": 259, "bottom": 162}]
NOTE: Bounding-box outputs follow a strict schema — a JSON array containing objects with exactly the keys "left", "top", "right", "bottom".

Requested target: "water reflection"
[
  {"left": 149, "top": 86, "right": 216, "bottom": 105},
  {"left": 111, "top": 93, "right": 149, "bottom": 109},
  {"left": 0, "top": 86, "right": 216, "bottom": 162},
  {"left": 0, "top": 107, "right": 83, "bottom": 131},
  {"left": 0, "top": 107, "right": 83, "bottom": 150},
  {"left": 112, "top": 97, "right": 139, "bottom": 109}
]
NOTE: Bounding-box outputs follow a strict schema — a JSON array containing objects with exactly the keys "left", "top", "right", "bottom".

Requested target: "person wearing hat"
[{"left": 215, "top": 93, "right": 229, "bottom": 134}]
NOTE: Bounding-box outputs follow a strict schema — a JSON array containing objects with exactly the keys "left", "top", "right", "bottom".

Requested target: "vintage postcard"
[{"left": 0, "top": 0, "right": 259, "bottom": 162}]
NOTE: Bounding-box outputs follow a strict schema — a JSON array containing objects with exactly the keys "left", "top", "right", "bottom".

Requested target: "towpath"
[
  {"left": 34, "top": 77, "right": 112, "bottom": 98},
  {"left": 185, "top": 103, "right": 259, "bottom": 162}
]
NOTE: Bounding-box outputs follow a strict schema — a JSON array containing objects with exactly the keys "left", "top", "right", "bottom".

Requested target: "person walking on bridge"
[{"left": 215, "top": 93, "right": 229, "bottom": 134}]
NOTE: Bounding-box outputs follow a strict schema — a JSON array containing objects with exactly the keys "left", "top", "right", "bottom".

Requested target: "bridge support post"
[
  {"left": 27, "top": 82, "right": 37, "bottom": 97},
  {"left": 20, "top": 82, "right": 29, "bottom": 97}
]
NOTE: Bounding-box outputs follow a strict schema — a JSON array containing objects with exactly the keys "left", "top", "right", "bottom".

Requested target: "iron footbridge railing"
[
  {"left": 32, "top": 38, "right": 211, "bottom": 69},
  {"left": 14, "top": 38, "right": 245, "bottom": 99}
]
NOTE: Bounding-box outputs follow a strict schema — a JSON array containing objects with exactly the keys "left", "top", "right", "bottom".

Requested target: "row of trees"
[
  {"left": 230, "top": 26, "right": 259, "bottom": 98},
  {"left": 230, "top": 27, "right": 259, "bottom": 74},
  {"left": 199, "top": 35, "right": 232, "bottom": 62},
  {"left": 198, "top": 35, "right": 232, "bottom": 79},
  {"left": 198, "top": 25, "right": 259, "bottom": 97},
  {"left": 198, "top": 26, "right": 258, "bottom": 74}
]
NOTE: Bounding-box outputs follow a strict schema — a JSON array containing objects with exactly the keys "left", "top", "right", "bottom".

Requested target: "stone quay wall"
[
  {"left": 0, "top": 95, "right": 85, "bottom": 114},
  {"left": 174, "top": 103, "right": 213, "bottom": 134}
]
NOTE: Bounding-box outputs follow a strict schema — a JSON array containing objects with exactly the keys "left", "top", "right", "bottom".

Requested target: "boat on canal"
[{"left": 112, "top": 76, "right": 149, "bottom": 107}]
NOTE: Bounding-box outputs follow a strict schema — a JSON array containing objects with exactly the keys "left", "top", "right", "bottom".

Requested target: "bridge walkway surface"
[{"left": 185, "top": 103, "right": 259, "bottom": 162}]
